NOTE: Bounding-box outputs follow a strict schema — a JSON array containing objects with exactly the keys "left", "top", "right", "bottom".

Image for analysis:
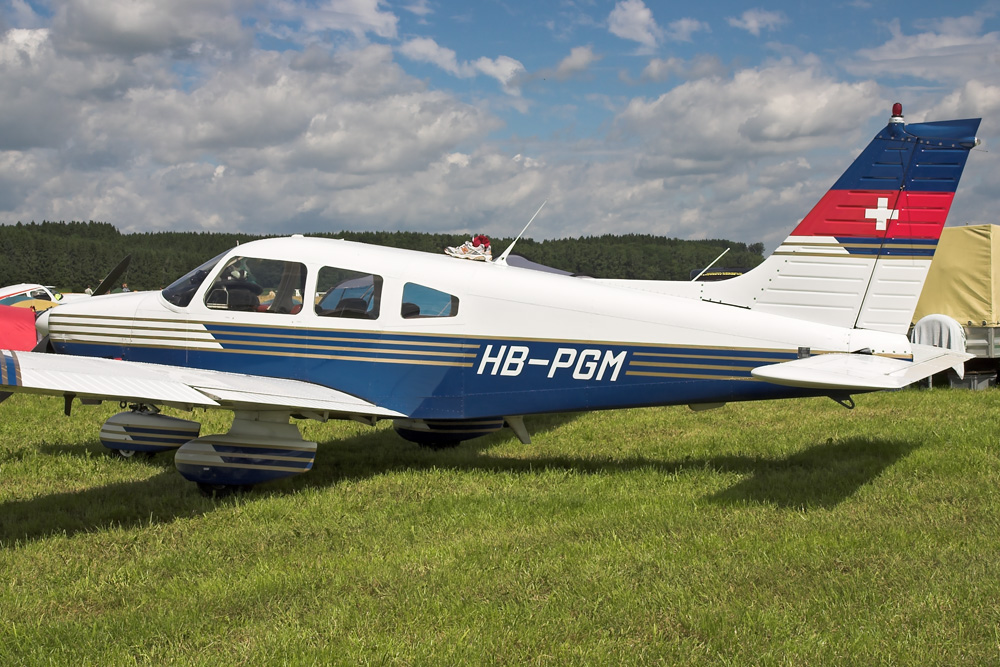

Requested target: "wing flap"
[
  {"left": 186, "top": 381, "right": 401, "bottom": 415},
  {"left": 1, "top": 350, "right": 402, "bottom": 417},
  {"left": 750, "top": 344, "right": 973, "bottom": 391}
]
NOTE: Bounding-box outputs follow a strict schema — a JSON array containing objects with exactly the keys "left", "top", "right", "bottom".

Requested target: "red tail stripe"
[{"left": 791, "top": 190, "right": 955, "bottom": 240}]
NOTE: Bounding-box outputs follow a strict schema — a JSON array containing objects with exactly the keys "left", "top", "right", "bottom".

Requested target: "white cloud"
[
  {"left": 924, "top": 80, "right": 1000, "bottom": 121},
  {"left": 0, "top": 18, "right": 923, "bottom": 250},
  {"left": 0, "top": 1, "right": 993, "bottom": 255},
  {"left": 557, "top": 45, "right": 600, "bottom": 78},
  {"left": 608, "top": 0, "right": 661, "bottom": 50},
  {"left": 51, "top": 0, "right": 249, "bottom": 57},
  {"left": 402, "top": 0, "right": 433, "bottom": 18},
  {"left": 3, "top": 0, "right": 44, "bottom": 29},
  {"left": 665, "top": 18, "right": 709, "bottom": 43},
  {"left": 290, "top": 0, "right": 398, "bottom": 40},
  {"left": 640, "top": 54, "right": 726, "bottom": 82},
  {"left": 528, "top": 45, "right": 603, "bottom": 83},
  {"left": 617, "top": 62, "right": 882, "bottom": 168},
  {"left": 640, "top": 56, "right": 684, "bottom": 82},
  {"left": 398, "top": 37, "right": 525, "bottom": 93},
  {"left": 473, "top": 55, "right": 525, "bottom": 92},
  {"left": 609, "top": 62, "right": 887, "bottom": 246},
  {"left": 848, "top": 16, "right": 1000, "bottom": 87},
  {"left": 398, "top": 36, "right": 463, "bottom": 75},
  {"left": 727, "top": 9, "right": 787, "bottom": 37},
  {"left": 0, "top": 29, "right": 509, "bottom": 233}
]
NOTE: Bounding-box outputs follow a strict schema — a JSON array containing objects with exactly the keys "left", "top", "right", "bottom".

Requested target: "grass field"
[{"left": 2, "top": 389, "right": 999, "bottom": 665}]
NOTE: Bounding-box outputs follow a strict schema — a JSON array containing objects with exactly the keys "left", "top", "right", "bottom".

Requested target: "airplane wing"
[
  {"left": 750, "top": 344, "right": 973, "bottom": 391},
  {"left": 0, "top": 349, "right": 403, "bottom": 418}
]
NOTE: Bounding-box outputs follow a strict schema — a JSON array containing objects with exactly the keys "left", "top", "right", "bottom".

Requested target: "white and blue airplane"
[{"left": 0, "top": 105, "right": 983, "bottom": 494}]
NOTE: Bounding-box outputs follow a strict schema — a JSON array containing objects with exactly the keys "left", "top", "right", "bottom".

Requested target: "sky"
[{"left": 0, "top": 1, "right": 998, "bottom": 250}]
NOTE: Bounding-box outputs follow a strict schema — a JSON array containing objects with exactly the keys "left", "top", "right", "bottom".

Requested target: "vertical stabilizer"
[{"left": 699, "top": 105, "right": 981, "bottom": 334}]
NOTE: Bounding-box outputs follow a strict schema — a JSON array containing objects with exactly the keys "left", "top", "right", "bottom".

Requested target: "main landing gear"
[
  {"left": 173, "top": 411, "right": 317, "bottom": 494},
  {"left": 100, "top": 403, "right": 201, "bottom": 460},
  {"left": 101, "top": 407, "right": 317, "bottom": 496}
]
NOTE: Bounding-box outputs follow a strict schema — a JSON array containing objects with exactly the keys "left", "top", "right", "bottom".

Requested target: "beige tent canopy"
[{"left": 913, "top": 224, "right": 999, "bottom": 327}]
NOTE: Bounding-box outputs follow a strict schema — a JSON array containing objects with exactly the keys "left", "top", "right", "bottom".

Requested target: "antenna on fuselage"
[
  {"left": 691, "top": 248, "right": 730, "bottom": 281},
  {"left": 495, "top": 200, "right": 547, "bottom": 266}
]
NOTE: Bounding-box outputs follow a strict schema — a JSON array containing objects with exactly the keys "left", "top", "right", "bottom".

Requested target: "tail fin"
[{"left": 700, "top": 105, "right": 981, "bottom": 334}]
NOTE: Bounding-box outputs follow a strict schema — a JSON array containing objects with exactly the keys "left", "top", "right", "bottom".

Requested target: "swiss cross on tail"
[{"left": 865, "top": 197, "right": 898, "bottom": 231}]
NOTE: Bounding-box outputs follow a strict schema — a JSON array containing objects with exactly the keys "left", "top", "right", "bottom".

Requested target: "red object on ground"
[{"left": 0, "top": 304, "right": 37, "bottom": 351}]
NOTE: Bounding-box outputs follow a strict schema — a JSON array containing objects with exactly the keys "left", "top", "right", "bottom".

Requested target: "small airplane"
[
  {"left": 0, "top": 283, "right": 82, "bottom": 310},
  {"left": 0, "top": 257, "right": 133, "bottom": 350},
  {"left": 0, "top": 104, "right": 983, "bottom": 495}
]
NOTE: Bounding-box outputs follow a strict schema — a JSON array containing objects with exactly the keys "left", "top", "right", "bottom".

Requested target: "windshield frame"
[{"left": 160, "top": 251, "right": 229, "bottom": 308}]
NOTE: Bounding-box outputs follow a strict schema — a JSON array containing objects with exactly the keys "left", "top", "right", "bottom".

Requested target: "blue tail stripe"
[{"left": 832, "top": 118, "right": 980, "bottom": 193}]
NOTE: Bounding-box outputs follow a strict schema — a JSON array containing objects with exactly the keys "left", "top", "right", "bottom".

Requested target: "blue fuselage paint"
[{"left": 52, "top": 322, "right": 816, "bottom": 419}]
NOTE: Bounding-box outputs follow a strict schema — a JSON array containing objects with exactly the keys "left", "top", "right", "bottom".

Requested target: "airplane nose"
[{"left": 35, "top": 309, "right": 50, "bottom": 338}]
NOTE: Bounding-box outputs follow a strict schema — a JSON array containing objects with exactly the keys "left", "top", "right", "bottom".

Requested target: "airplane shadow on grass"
[
  {"left": 2, "top": 414, "right": 917, "bottom": 545},
  {"left": 703, "top": 437, "right": 918, "bottom": 509}
]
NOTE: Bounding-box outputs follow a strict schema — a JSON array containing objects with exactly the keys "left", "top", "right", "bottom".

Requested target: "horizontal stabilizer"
[{"left": 750, "top": 344, "right": 972, "bottom": 391}]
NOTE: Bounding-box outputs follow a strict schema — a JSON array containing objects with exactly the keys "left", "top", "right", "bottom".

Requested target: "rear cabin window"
[
  {"left": 315, "top": 267, "right": 382, "bottom": 319},
  {"left": 204, "top": 256, "right": 306, "bottom": 314},
  {"left": 401, "top": 283, "right": 459, "bottom": 318}
]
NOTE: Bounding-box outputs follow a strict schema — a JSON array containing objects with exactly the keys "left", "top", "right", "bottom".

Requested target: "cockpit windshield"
[{"left": 161, "top": 251, "right": 229, "bottom": 307}]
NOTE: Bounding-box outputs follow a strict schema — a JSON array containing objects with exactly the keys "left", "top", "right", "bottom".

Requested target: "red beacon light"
[{"left": 890, "top": 102, "right": 904, "bottom": 122}]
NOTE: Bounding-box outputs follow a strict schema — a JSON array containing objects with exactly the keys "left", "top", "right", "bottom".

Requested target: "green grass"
[{"left": 2, "top": 389, "right": 1000, "bottom": 665}]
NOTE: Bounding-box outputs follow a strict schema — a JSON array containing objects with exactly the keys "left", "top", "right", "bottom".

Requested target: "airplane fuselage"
[{"left": 43, "top": 236, "right": 910, "bottom": 420}]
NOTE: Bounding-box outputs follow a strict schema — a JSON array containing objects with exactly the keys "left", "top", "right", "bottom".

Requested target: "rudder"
[{"left": 701, "top": 105, "right": 981, "bottom": 334}]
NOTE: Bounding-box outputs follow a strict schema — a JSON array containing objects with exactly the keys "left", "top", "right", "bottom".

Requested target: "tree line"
[{"left": 0, "top": 220, "right": 765, "bottom": 291}]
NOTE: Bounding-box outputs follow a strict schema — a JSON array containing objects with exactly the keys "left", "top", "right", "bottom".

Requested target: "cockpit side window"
[
  {"left": 161, "top": 251, "right": 228, "bottom": 307},
  {"left": 401, "top": 283, "right": 459, "bottom": 318},
  {"left": 315, "top": 267, "right": 382, "bottom": 319},
  {"left": 0, "top": 292, "right": 30, "bottom": 307},
  {"left": 204, "top": 256, "right": 307, "bottom": 314}
]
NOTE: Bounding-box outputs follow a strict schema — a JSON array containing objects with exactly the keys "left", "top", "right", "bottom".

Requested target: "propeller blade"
[{"left": 93, "top": 255, "right": 132, "bottom": 296}]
